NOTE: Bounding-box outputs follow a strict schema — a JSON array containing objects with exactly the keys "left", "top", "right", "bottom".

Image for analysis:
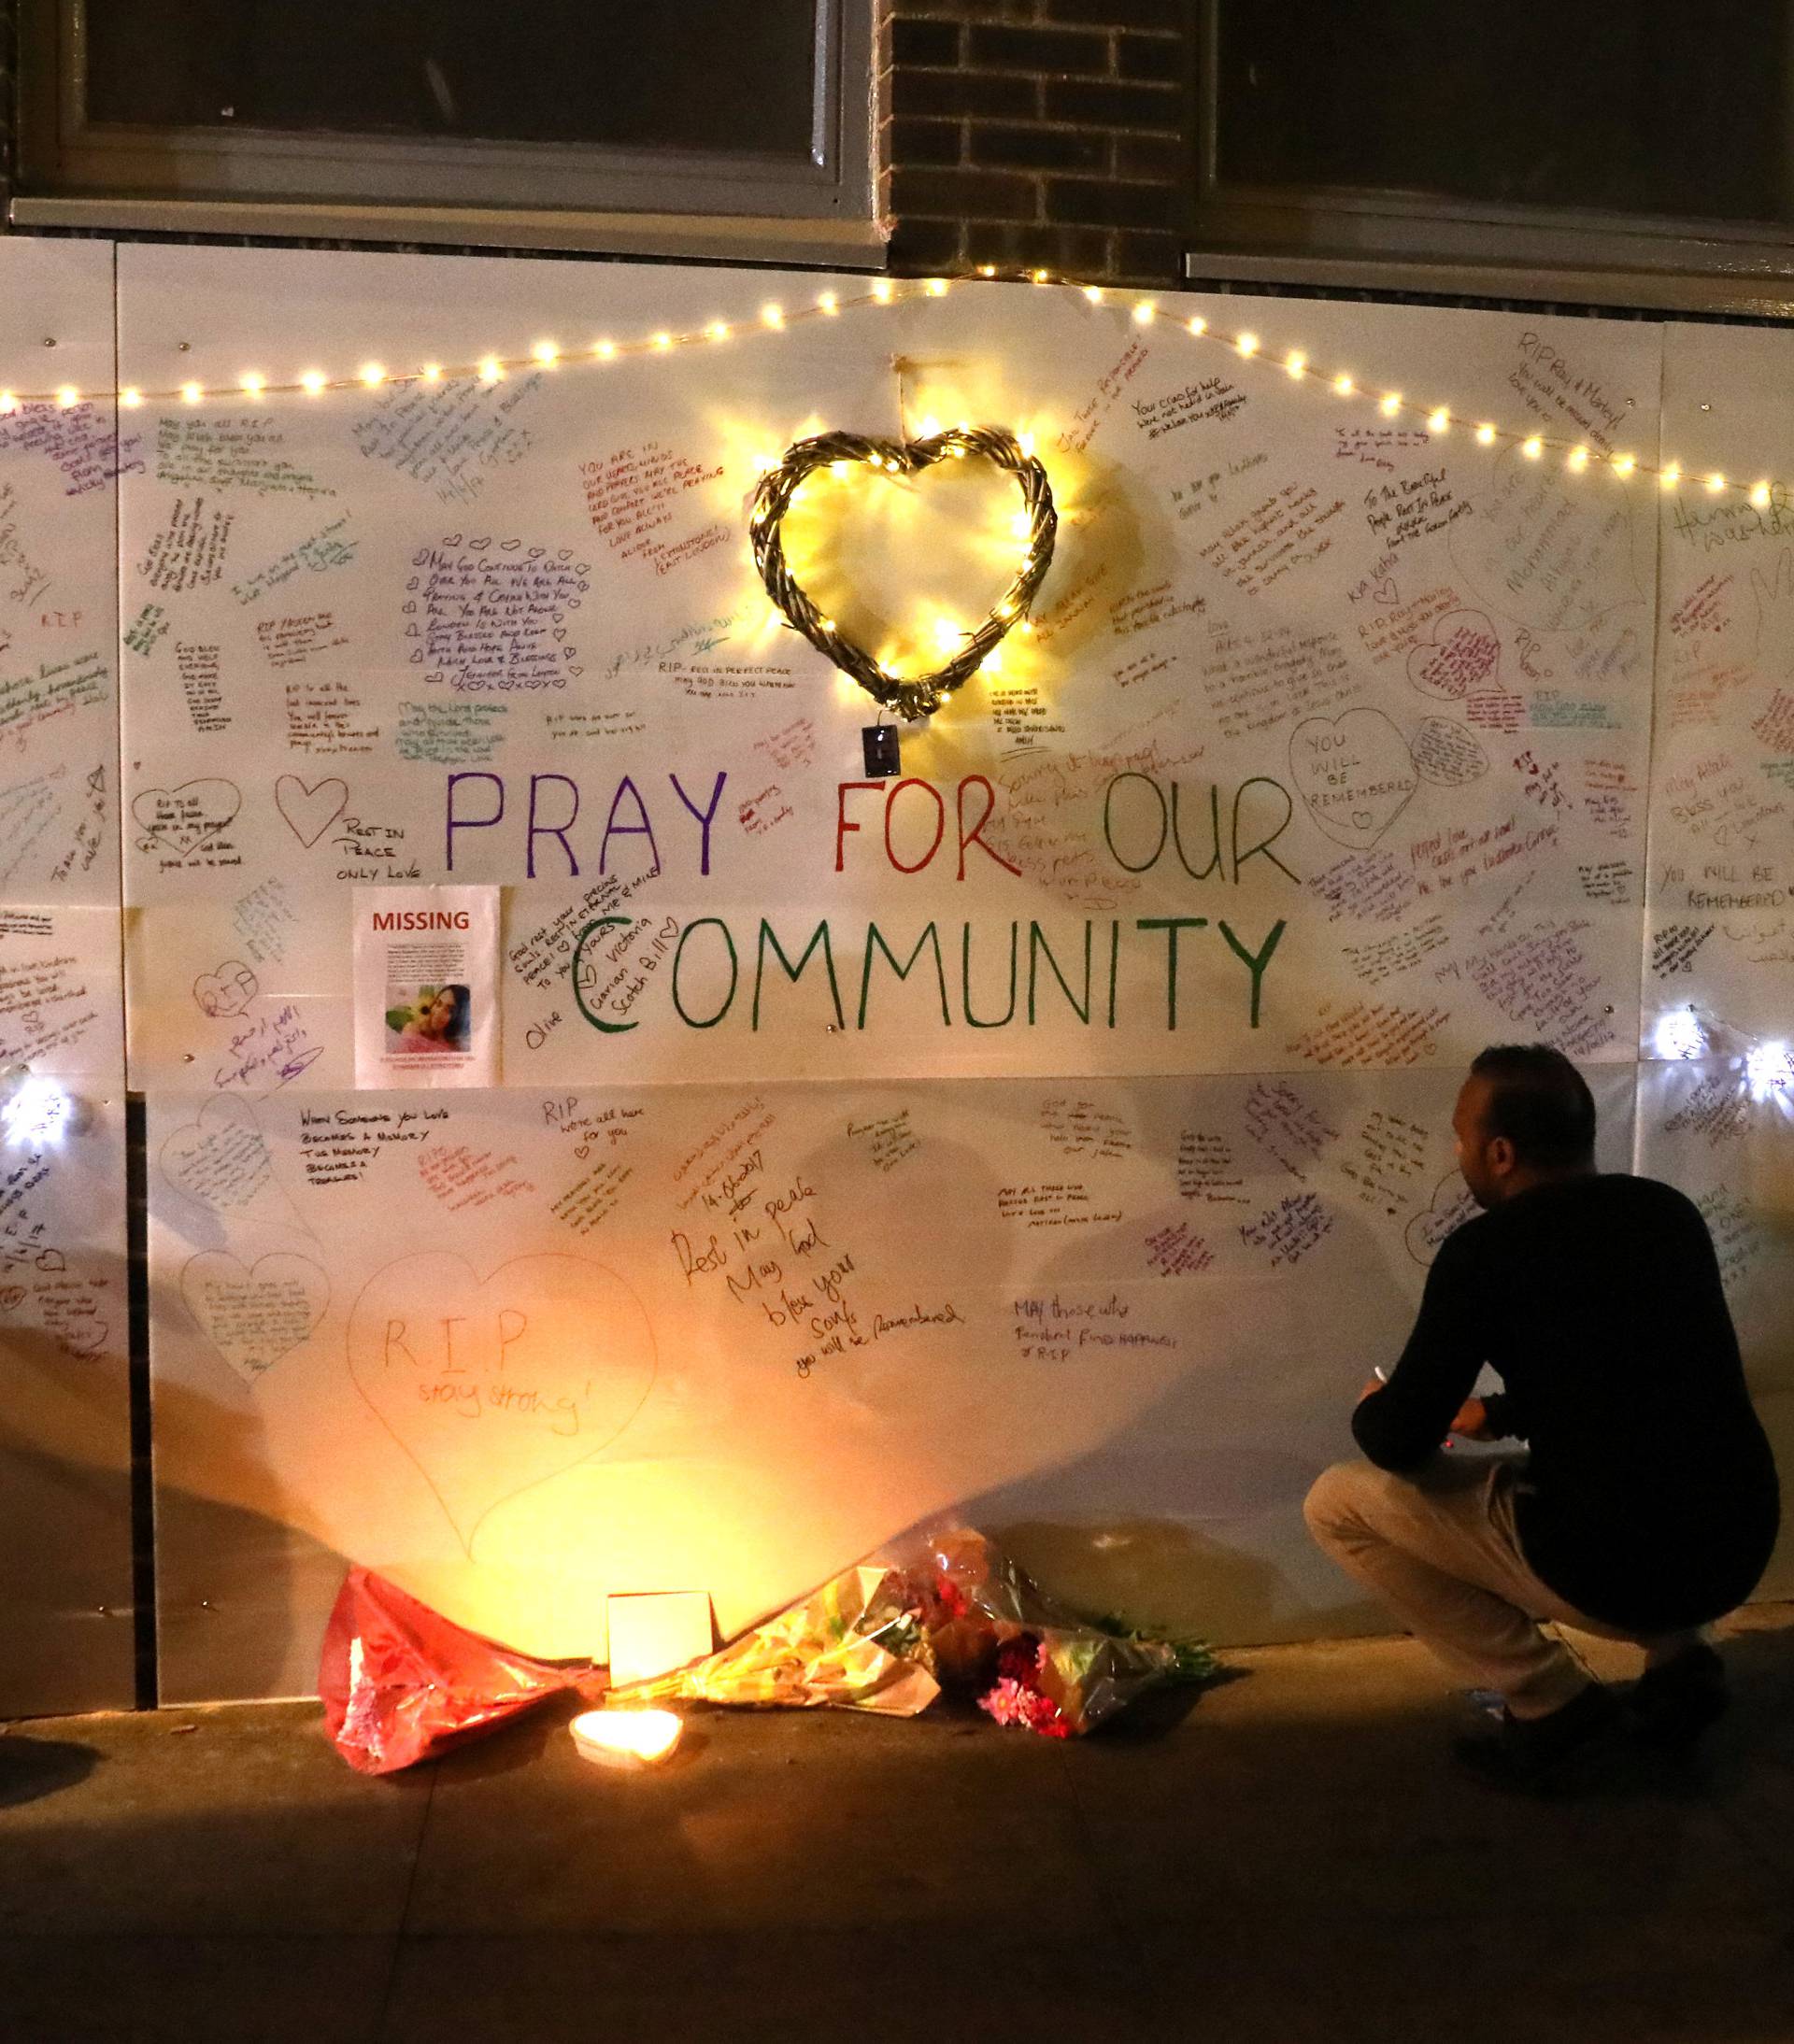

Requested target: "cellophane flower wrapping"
[
  {"left": 609, "top": 1526, "right": 1192, "bottom": 1736},
  {"left": 320, "top": 1566, "right": 605, "bottom": 1775}
]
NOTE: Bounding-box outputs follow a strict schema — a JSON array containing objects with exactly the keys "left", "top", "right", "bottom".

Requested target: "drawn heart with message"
[
  {"left": 1450, "top": 443, "right": 1643, "bottom": 632},
  {"left": 1409, "top": 717, "right": 1490, "bottom": 788},
  {"left": 1405, "top": 608, "right": 1501, "bottom": 703},
  {"left": 181, "top": 1251, "right": 330, "bottom": 1386},
  {"left": 132, "top": 779, "right": 241, "bottom": 857},
  {"left": 1404, "top": 1171, "right": 1481, "bottom": 1267},
  {"left": 158, "top": 1095, "right": 309, "bottom": 1240},
  {"left": 347, "top": 1252, "right": 658, "bottom": 1551},
  {"left": 750, "top": 424, "right": 1056, "bottom": 723},
  {"left": 1289, "top": 707, "right": 1419, "bottom": 849},
  {"left": 193, "top": 959, "right": 261, "bottom": 1019},
  {"left": 275, "top": 774, "right": 349, "bottom": 848}
]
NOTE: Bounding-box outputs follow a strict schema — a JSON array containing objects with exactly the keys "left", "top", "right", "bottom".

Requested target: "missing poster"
[{"left": 353, "top": 886, "right": 499, "bottom": 1088}]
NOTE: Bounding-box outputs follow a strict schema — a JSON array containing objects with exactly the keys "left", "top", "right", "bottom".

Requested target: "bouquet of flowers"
[{"left": 610, "top": 1525, "right": 1213, "bottom": 1738}]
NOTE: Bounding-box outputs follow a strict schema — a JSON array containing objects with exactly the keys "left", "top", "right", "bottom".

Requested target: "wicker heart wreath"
[{"left": 749, "top": 425, "right": 1058, "bottom": 723}]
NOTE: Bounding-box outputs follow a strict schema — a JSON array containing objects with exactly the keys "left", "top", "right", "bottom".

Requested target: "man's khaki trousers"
[{"left": 1303, "top": 1455, "right": 1705, "bottom": 1718}]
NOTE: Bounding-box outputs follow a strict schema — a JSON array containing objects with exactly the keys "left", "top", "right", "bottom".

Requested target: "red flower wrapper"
[{"left": 319, "top": 1567, "right": 605, "bottom": 1775}]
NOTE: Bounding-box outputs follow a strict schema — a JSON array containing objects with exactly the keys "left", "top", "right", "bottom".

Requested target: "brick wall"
[{"left": 886, "top": 1, "right": 1194, "bottom": 288}]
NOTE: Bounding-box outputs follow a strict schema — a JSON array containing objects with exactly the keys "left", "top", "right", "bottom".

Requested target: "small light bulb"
[
  {"left": 478, "top": 357, "right": 504, "bottom": 384},
  {"left": 1132, "top": 300, "right": 1156, "bottom": 325},
  {"left": 1705, "top": 472, "right": 1725, "bottom": 493},
  {"left": 0, "top": 392, "right": 15, "bottom": 414},
  {"left": 1475, "top": 422, "right": 1496, "bottom": 445},
  {"left": 1011, "top": 512, "right": 1031, "bottom": 538},
  {"left": 1285, "top": 351, "right": 1307, "bottom": 378},
  {"left": 929, "top": 278, "right": 950, "bottom": 296},
  {"left": 1187, "top": 316, "right": 1206, "bottom": 335},
  {"left": 706, "top": 322, "right": 729, "bottom": 342},
  {"left": 819, "top": 617, "right": 836, "bottom": 633},
  {"left": 532, "top": 341, "right": 559, "bottom": 365},
  {"left": 241, "top": 373, "right": 264, "bottom": 397},
  {"left": 652, "top": 333, "right": 672, "bottom": 351},
  {"left": 1752, "top": 481, "right": 1772, "bottom": 509},
  {"left": 935, "top": 617, "right": 961, "bottom": 649},
  {"left": 818, "top": 291, "right": 838, "bottom": 316},
  {"left": 977, "top": 264, "right": 996, "bottom": 277},
  {"left": 1031, "top": 270, "right": 1048, "bottom": 286},
  {"left": 1428, "top": 407, "right": 1450, "bottom": 433},
  {"left": 181, "top": 381, "right": 203, "bottom": 405},
  {"left": 1018, "top": 618, "right": 1033, "bottom": 635},
  {"left": 984, "top": 645, "right": 1004, "bottom": 675},
  {"left": 360, "top": 362, "right": 386, "bottom": 387},
  {"left": 1522, "top": 435, "right": 1543, "bottom": 460},
  {"left": 1379, "top": 391, "right": 1402, "bottom": 417},
  {"left": 921, "top": 414, "right": 941, "bottom": 437},
  {"left": 1613, "top": 453, "right": 1636, "bottom": 476},
  {"left": 1084, "top": 285, "right": 1104, "bottom": 304},
  {"left": 56, "top": 386, "right": 79, "bottom": 409},
  {"left": 301, "top": 370, "right": 326, "bottom": 396},
  {"left": 1660, "top": 462, "right": 1681, "bottom": 490},
  {"left": 873, "top": 278, "right": 893, "bottom": 303},
  {"left": 1236, "top": 332, "right": 1258, "bottom": 356},
  {"left": 1568, "top": 445, "right": 1588, "bottom": 471},
  {"left": 1333, "top": 373, "right": 1354, "bottom": 396},
  {"left": 1018, "top": 431, "right": 1035, "bottom": 457},
  {"left": 830, "top": 461, "right": 849, "bottom": 478},
  {"left": 762, "top": 304, "right": 784, "bottom": 328},
  {"left": 120, "top": 387, "right": 142, "bottom": 408},
  {"left": 420, "top": 362, "right": 442, "bottom": 383}
]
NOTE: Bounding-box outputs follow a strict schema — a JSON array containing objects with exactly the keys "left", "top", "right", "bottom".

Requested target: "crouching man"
[{"left": 1305, "top": 1043, "right": 1780, "bottom": 1792}]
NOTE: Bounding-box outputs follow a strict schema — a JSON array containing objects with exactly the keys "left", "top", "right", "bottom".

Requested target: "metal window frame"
[
  {"left": 9, "top": 0, "right": 888, "bottom": 267},
  {"left": 1185, "top": 1, "right": 1794, "bottom": 318}
]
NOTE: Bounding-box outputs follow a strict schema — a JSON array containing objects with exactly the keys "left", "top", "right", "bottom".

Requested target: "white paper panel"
[
  {"left": 0, "top": 238, "right": 134, "bottom": 1716},
  {"left": 1648, "top": 325, "right": 1794, "bottom": 1051}
]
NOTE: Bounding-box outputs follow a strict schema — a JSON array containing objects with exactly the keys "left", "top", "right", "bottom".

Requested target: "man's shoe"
[
  {"left": 1451, "top": 1681, "right": 1624, "bottom": 1794},
  {"left": 1628, "top": 1643, "right": 1729, "bottom": 1754}
]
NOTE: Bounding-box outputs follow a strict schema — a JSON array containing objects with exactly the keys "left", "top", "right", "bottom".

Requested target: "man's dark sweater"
[{"left": 1353, "top": 1173, "right": 1780, "bottom": 1634}]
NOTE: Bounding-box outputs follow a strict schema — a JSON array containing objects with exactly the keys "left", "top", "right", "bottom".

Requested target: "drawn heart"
[
  {"left": 1450, "top": 443, "right": 1643, "bottom": 632},
  {"left": 750, "top": 424, "right": 1056, "bottom": 723},
  {"left": 158, "top": 1095, "right": 308, "bottom": 1242},
  {"left": 468, "top": 537, "right": 491, "bottom": 552},
  {"left": 132, "top": 778, "right": 241, "bottom": 857},
  {"left": 1289, "top": 708, "right": 1419, "bottom": 849},
  {"left": 348, "top": 1252, "right": 658, "bottom": 1551},
  {"left": 1410, "top": 717, "right": 1490, "bottom": 788},
  {"left": 1405, "top": 608, "right": 1501, "bottom": 703},
  {"left": 182, "top": 1250, "right": 330, "bottom": 1386},
  {"left": 1405, "top": 1172, "right": 1481, "bottom": 1267},
  {"left": 1373, "top": 577, "right": 1399, "bottom": 606},
  {"left": 275, "top": 774, "right": 349, "bottom": 848},
  {"left": 442, "top": 533, "right": 464, "bottom": 548},
  {"left": 193, "top": 959, "right": 261, "bottom": 1019}
]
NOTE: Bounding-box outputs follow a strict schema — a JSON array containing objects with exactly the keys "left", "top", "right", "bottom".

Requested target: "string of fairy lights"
[{"left": 0, "top": 267, "right": 1773, "bottom": 508}]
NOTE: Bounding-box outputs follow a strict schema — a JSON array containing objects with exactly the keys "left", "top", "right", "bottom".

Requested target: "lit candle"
[{"left": 570, "top": 1709, "right": 683, "bottom": 1769}]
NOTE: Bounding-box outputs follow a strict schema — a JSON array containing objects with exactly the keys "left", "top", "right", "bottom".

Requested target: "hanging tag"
[{"left": 861, "top": 724, "right": 902, "bottom": 778}]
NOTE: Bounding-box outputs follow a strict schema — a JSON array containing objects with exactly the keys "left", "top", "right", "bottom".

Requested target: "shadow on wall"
[
  {"left": 938, "top": 1096, "right": 1428, "bottom": 1649},
  {"left": 0, "top": 1322, "right": 136, "bottom": 1718},
  {"left": 147, "top": 1367, "right": 349, "bottom": 1706}
]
